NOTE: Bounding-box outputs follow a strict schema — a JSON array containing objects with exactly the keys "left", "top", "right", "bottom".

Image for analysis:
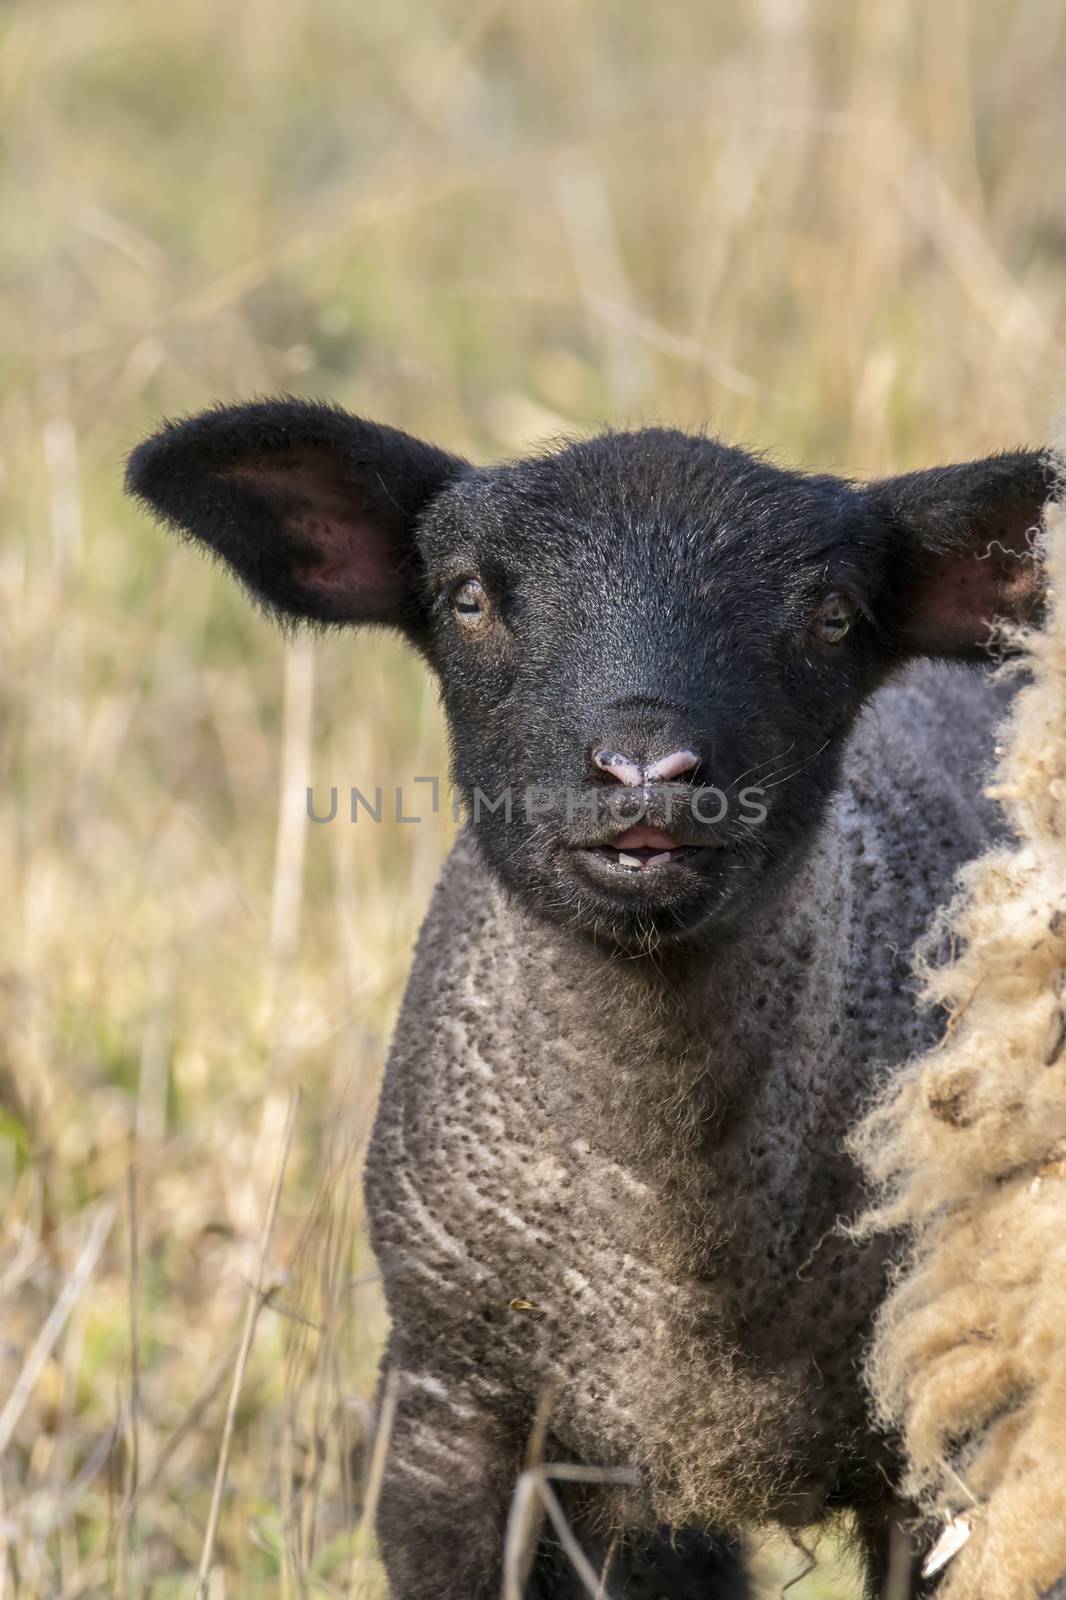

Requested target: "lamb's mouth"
[{"left": 579, "top": 824, "right": 710, "bottom": 873}]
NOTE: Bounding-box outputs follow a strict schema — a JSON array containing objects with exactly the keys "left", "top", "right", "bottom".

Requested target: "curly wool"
[{"left": 852, "top": 452, "right": 1066, "bottom": 1600}]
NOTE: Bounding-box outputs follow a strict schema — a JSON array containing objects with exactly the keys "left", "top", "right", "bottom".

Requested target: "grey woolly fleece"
[{"left": 366, "top": 660, "right": 1007, "bottom": 1588}]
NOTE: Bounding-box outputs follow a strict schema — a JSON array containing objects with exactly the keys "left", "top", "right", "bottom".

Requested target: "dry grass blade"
[
  {"left": 880, "top": 1516, "right": 917, "bottom": 1600},
  {"left": 354, "top": 1367, "right": 398, "bottom": 1599},
  {"left": 193, "top": 1089, "right": 301, "bottom": 1600},
  {"left": 0, "top": 1474, "right": 8, "bottom": 1599},
  {"left": 502, "top": 1461, "right": 640, "bottom": 1600},
  {"left": 501, "top": 1467, "right": 542, "bottom": 1600},
  {"left": 500, "top": 1384, "right": 556, "bottom": 1600},
  {"left": 117, "top": 1162, "right": 141, "bottom": 1599},
  {"left": 63, "top": 1341, "right": 244, "bottom": 1600},
  {"left": 0, "top": 1202, "right": 115, "bottom": 1458}
]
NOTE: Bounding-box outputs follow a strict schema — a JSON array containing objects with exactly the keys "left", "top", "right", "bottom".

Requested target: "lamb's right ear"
[
  {"left": 868, "top": 449, "right": 1054, "bottom": 660},
  {"left": 126, "top": 398, "right": 468, "bottom": 639}
]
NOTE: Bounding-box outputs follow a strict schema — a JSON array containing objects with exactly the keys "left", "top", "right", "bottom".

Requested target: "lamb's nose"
[{"left": 593, "top": 748, "right": 700, "bottom": 787}]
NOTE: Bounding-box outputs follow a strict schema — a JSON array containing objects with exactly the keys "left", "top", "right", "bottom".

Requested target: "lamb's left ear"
[
  {"left": 126, "top": 398, "right": 468, "bottom": 641},
  {"left": 869, "top": 449, "right": 1054, "bottom": 659}
]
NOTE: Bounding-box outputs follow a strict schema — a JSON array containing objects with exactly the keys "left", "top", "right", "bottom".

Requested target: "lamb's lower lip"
[
  {"left": 576, "top": 843, "right": 710, "bottom": 875},
  {"left": 567, "top": 842, "right": 742, "bottom": 934}
]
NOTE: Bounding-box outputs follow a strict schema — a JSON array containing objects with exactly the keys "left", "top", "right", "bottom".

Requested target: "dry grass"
[{"left": 0, "top": 3, "right": 1063, "bottom": 1595}]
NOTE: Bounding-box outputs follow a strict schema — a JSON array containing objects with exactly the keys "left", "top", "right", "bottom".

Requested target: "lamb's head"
[{"left": 127, "top": 400, "right": 1050, "bottom": 948}]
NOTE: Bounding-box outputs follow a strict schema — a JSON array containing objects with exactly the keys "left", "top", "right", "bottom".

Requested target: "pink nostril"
[
  {"left": 594, "top": 748, "right": 700, "bottom": 786},
  {"left": 593, "top": 750, "right": 646, "bottom": 787},
  {"left": 644, "top": 749, "right": 700, "bottom": 784}
]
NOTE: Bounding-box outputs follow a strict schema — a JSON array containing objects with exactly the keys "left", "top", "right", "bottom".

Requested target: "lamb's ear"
[
  {"left": 869, "top": 449, "right": 1053, "bottom": 660},
  {"left": 126, "top": 398, "right": 468, "bottom": 639}
]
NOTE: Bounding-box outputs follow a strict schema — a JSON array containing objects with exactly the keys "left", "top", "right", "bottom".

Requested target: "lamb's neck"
[
  {"left": 538, "top": 819, "right": 854, "bottom": 1161},
  {"left": 559, "top": 830, "right": 858, "bottom": 1292}
]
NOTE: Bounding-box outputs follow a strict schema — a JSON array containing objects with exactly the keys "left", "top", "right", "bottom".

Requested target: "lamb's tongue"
[{"left": 611, "top": 825, "right": 681, "bottom": 850}]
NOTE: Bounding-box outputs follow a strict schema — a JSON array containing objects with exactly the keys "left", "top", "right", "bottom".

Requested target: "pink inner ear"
[
  {"left": 289, "top": 509, "right": 401, "bottom": 597},
  {"left": 227, "top": 454, "right": 406, "bottom": 606},
  {"left": 905, "top": 538, "right": 1043, "bottom": 653}
]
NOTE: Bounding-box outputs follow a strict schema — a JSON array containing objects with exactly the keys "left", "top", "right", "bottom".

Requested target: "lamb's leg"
[
  {"left": 374, "top": 1379, "right": 751, "bottom": 1600},
  {"left": 854, "top": 1498, "right": 933, "bottom": 1598},
  {"left": 597, "top": 1525, "right": 750, "bottom": 1599},
  {"left": 374, "top": 1368, "right": 521, "bottom": 1600},
  {"left": 518, "top": 1491, "right": 750, "bottom": 1599}
]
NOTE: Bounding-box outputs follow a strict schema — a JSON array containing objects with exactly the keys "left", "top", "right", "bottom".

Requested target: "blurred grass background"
[{"left": 0, "top": 2, "right": 1063, "bottom": 1595}]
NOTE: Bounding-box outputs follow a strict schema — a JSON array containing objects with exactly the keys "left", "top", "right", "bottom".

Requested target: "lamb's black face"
[
  {"left": 126, "top": 402, "right": 1049, "bottom": 951},
  {"left": 419, "top": 437, "right": 888, "bottom": 946}
]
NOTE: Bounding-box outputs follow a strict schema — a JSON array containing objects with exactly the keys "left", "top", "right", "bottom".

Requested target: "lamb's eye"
[
  {"left": 812, "top": 591, "right": 856, "bottom": 646},
  {"left": 450, "top": 577, "right": 489, "bottom": 629}
]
